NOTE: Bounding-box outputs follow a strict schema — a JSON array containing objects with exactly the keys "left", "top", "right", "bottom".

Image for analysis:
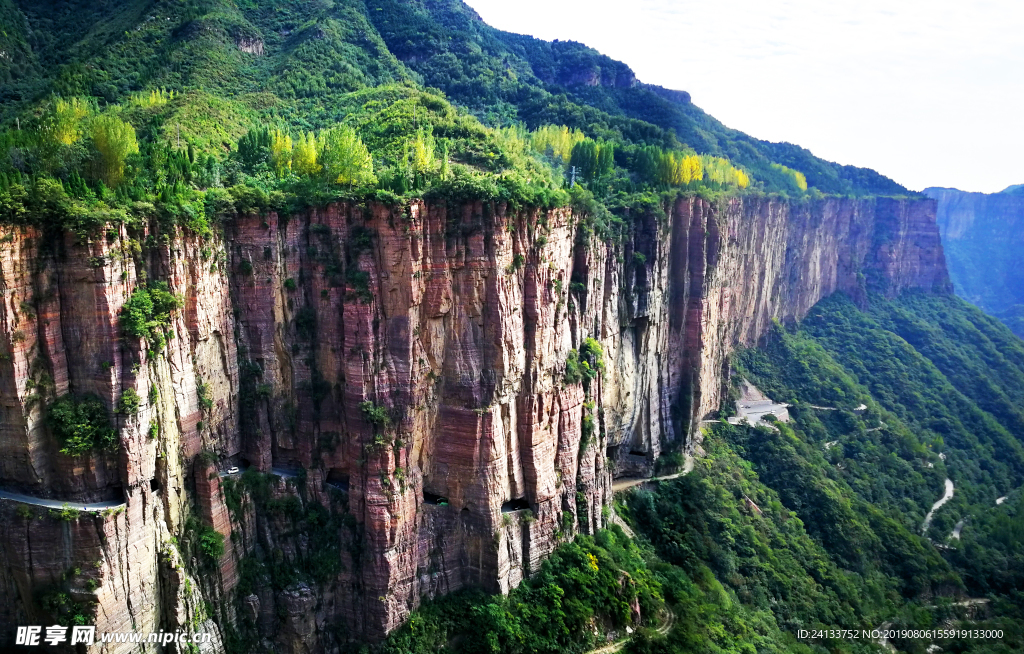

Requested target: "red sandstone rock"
[{"left": 0, "top": 195, "right": 950, "bottom": 649}]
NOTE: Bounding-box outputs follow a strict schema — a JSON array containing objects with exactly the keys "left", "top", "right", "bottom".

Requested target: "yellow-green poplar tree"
[
  {"left": 292, "top": 132, "right": 320, "bottom": 176},
  {"left": 410, "top": 127, "right": 436, "bottom": 174},
  {"left": 270, "top": 130, "right": 293, "bottom": 176},
  {"left": 320, "top": 126, "right": 375, "bottom": 186},
  {"left": 530, "top": 125, "right": 585, "bottom": 165},
  {"left": 91, "top": 115, "right": 139, "bottom": 187},
  {"left": 49, "top": 98, "right": 90, "bottom": 146}
]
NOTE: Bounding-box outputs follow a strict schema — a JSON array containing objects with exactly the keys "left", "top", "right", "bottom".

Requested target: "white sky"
[{"left": 464, "top": 0, "right": 1024, "bottom": 193}]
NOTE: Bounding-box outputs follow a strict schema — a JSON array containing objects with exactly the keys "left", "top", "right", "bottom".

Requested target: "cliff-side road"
[
  {"left": 0, "top": 489, "right": 125, "bottom": 512},
  {"left": 612, "top": 455, "right": 695, "bottom": 493}
]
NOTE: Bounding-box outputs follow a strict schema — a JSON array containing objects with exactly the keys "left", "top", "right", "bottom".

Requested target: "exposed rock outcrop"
[
  {"left": 236, "top": 37, "right": 264, "bottom": 56},
  {"left": 0, "top": 194, "right": 949, "bottom": 649}
]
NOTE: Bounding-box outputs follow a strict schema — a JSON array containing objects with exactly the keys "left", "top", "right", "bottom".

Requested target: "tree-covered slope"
[
  {"left": 727, "top": 292, "right": 1024, "bottom": 651},
  {"left": 361, "top": 0, "right": 911, "bottom": 196},
  {"left": 0, "top": 0, "right": 910, "bottom": 197},
  {"left": 736, "top": 292, "right": 1024, "bottom": 540},
  {"left": 0, "top": 0, "right": 789, "bottom": 244}
]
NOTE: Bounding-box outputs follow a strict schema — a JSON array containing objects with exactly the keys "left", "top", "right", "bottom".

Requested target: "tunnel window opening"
[
  {"left": 423, "top": 491, "right": 448, "bottom": 506},
  {"left": 606, "top": 446, "right": 619, "bottom": 459},
  {"left": 628, "top": 449, "right": 647, "bottom": 457},
  {"left": 150, "top": 479, "right": 161, "bottom": 493},
  {"left": 501, "top": 497, "right": 530, "bottom": 513},
  {"left": 326, "top": 470, "right": 350, "bottom": 492}
]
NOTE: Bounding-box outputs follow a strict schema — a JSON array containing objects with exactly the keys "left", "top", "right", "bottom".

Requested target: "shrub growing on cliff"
[
  {"left": 118, "top": 388, "right": 141, "bottom": 415},
  {"left": 580, "top": 338, "right": 604, "bottom": 370},
  {"left": 361, "top": 401, "right": 391, "bottom": 430},
  {"left": 49, "top": 503, "right": 81, "bottom": 521},
  {"left": 198, "top": 525, "right": 225, "bottom": 561},
  {"left": 119, "top": 282, "right": 182, "bottom": 351},
  {"left": 346, "top": 270, "right": 373, "bottom": 303},
  {"left": 294, "top": 307, "right": 317, "bottom": 341},
  {"left": 49, "top": 395, "right": 117, "bottom": 455},
  {"left": 565, "top": 338, "right": 605, "bottom": 391},
  {"left": 564, "top": 350, "right": 583, "bottom": 385},
  {"left": 196, "top": 378, "right": 213, "bottom": 411},
  {"left": 581, "top": 405, "right": 596, "bottom": 448},
  {"left": 39, "top": 587, "right": 93, "bottom": 626},
  {"left": 119, "top": 289, "right": 152, "bottom": 338}
]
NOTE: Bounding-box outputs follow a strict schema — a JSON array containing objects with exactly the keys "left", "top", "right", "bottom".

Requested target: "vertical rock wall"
[
  {"left": 0, "top": 194, "right": 949, "bottom": 650},
  {"left": 662, "top": 195, "right": 951, "bottom": 437},
  {"left": 0, "top": 222, "right": 235, "bottom": 652},
  {"left": 924, "top": 187, "right": 1024, "bottom": 322}
]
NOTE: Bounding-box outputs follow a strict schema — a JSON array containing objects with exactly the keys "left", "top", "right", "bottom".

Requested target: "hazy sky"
[{"left": 464, "top": 0, "right": 1024, "bottom": 193}]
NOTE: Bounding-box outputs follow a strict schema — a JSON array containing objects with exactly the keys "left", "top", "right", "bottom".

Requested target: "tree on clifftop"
[{"left": 320, "top": 126, "right": 375, "bottom": 186}]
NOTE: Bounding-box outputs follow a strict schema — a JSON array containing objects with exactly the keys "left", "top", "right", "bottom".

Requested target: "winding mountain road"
[
  {"left": 951, "top": 519, "right": 966, "bottom": 540},
  {"left": 612, "top": 455, "right": 694, "bottom": 493},
  {"left": 587, "top": 608, "right": 675, "bottom": 654},
  {"left": 921, "top": 478, "right": 955, "bottom": 534}
]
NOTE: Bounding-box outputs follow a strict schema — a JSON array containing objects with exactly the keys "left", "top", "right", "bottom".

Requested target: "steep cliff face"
[
  {"left": 0, "top": 223, "right": 235, "bottom": 651},
  {"left": 667, "top": 195, "right": 951, "bottom": 433},
  {"left": 0, "top": 194, "right": 949, "bottom": 649},
  {"left": 924, "top": 187, "right": 1024, "bottom": 335}
]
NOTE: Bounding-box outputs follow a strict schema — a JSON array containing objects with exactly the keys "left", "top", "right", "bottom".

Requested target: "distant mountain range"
[{"left": 924, "top": 185, "right": 1024, "bottom": 336}]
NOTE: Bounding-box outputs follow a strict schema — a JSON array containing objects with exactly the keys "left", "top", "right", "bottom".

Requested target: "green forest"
[
  {"left": 0, "top": 0, "right": 917, "bottom": 248},
  {"left": 368, "top": 292, "right": 1024, "bottom": 654}
]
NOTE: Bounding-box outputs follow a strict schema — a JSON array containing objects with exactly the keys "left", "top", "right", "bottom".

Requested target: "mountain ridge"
[{"left": 0, "top": 0, "right": 911, "bottom": 197}]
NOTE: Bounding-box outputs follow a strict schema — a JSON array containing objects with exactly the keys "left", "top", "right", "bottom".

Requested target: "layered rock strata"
[{"left": 0, "top": 194, "right": 949, "bottom": 650}]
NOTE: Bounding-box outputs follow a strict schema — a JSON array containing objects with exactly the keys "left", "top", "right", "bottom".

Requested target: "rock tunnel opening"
[
  {"left": 326, "top": 470, "right": 349, "bottom": 492},
  {"left": 501, "top": 498, "right": 531, "bottom": 513},
  {"left": 423, "top": 491, "right": 449, "bottom": 506}
]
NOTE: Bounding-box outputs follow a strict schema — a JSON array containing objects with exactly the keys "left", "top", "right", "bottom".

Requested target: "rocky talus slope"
[{"left": 0, "top": 195, "right": 949, "bottom": 651}]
